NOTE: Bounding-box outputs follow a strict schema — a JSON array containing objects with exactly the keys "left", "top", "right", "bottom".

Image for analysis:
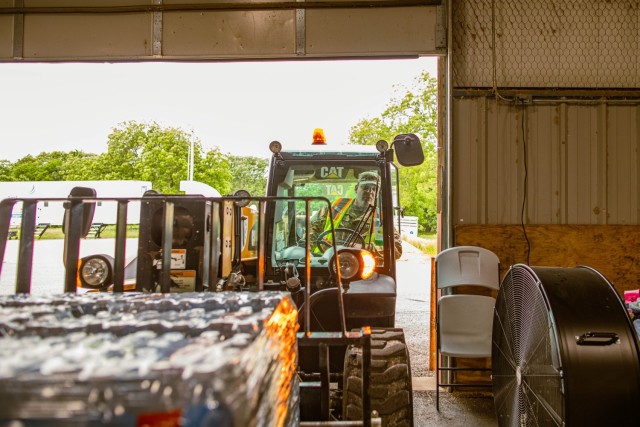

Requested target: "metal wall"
[
  {"left": 450, "top": 0, "right": 640, "bottom": 229},
  {"left": 452, "top": 97, "right": 640, "bottom": 226},
  {"left": 452, "top": 0, "right": 640, "bottom": 89}
]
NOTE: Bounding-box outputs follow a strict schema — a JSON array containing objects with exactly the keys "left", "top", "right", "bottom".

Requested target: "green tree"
[
  {"left": 0, "top": 160, "right": 13, "bottom": 181},
  {"left": 8, "top": 151, "right": 97, "bottom": 181},
  {"left": 101, "top": 121, "right": 232, "bottom": 194},
  {"left": 197, "top": 148, "right": 232, "bottom": 196},
  {"left": 227, "top": 155, "right": 269, "bottom": 197},
  {"left": 100, "top": 121, "right": 148, "bottom": 181},
  {"left": 349, "top": 72, "right": 438, "bottom": 233},
  {"left": 1, "top": 122, "right": 248, "bottom": 197},
  {"left": 60, "top": 151, "right": 106, "bottom": 181}
]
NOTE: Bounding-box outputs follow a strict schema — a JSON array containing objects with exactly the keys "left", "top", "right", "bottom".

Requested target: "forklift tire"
[{"left": 343, "top": 328, "right": 414, "bottom": 427}]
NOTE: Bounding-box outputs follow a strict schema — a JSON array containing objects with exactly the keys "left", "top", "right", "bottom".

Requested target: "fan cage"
[
  {"left": 493, "top": 264, "right": 640, "bottom": 427},
  {"left": 492, "top": 264, "right": 565, "bottom": 426}
]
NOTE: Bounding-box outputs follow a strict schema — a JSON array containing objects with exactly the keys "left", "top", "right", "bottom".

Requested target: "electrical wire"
[
  {"left": 491, "top": 0, "right": 515, "bottom": 104},
  {"left": 520, "top": 102, "right": 531, "bottom": 265},
  {"left": 492, "top": 0, "right": 529, "bottom": 262}
]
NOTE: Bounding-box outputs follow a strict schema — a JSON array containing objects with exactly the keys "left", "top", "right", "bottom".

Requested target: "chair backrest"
[
  {"left": 435, "top": 246, "right": 500, "bottom": 291},
  {"left": 438, "top": 294, "right": 495, "bottom": 357}
]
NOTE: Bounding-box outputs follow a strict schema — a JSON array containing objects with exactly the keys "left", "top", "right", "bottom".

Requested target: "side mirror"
[
  {"left": 233, "top": 189, "right": 252, "bottom": 208},
  {"left": 62, "top": 186, "right": 97, "bottom": 238},
  {"left": 392, "top": 133, "right": 424, "bottom": 166}
]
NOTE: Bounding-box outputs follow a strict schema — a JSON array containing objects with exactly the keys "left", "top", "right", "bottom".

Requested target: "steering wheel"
[{"left": 315, "top": 227, "right": 365, "bottom": 252}]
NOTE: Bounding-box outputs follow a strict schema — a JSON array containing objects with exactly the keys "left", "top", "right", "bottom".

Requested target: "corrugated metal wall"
[
  {"left": 450, "top": 0, "right": 640, "bottom": 229},
  {"left": 452, "top": 98, "right": 640, "bottom": 226}
]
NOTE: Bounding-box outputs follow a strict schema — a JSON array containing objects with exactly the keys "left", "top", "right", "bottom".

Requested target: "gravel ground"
[{"left": 396, "top": 241, "right": 432, "bottom": 377}]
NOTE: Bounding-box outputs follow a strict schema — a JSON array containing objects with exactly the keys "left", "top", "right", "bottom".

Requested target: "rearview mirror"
[
  {"left": 62, "top": 186, "right": 97, "bottom": 238},
  {"left": 392, "top": 133, "right": 424, "bottom": 167}
]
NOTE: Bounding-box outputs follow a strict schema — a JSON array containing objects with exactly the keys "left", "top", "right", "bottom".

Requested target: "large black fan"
[{"left": 492, "top": 264, "right": 640, "bottom": 427}]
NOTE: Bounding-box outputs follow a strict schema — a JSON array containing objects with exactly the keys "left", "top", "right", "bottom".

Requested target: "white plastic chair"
[{"left": 435, "top": 246, "right": 500, "bottom": 411}]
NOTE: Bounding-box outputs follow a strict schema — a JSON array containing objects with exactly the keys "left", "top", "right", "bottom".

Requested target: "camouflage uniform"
[{"left": 310, "top": 200, "right": 403, "bottom": 260}]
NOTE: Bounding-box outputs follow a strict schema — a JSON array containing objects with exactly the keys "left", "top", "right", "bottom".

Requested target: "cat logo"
[
  {"left": 319, "top": 166, "right": 344, "bottom": 179},
  {"left": 327, "top": 184, "right": 344, "bottom": 196}
]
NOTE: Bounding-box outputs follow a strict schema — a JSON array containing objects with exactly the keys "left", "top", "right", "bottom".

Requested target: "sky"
[{"left": 0, "top": 57, "right": 437, "bottom": 162}]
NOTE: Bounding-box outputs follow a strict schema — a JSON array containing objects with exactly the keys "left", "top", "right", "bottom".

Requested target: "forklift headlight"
[
  {"left": 331, "top": 249, "right": 376, "bottom": 282},
  {"left": 337, "top": 251, "right": 360, "bottom": 281},
  {"left": 79, "top": 255, "right": 114, "bottom": 289}
]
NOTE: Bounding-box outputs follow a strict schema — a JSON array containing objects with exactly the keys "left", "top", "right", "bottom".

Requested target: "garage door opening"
[{"left": 0, "top": 57, "right": 438, "bottom": 236}]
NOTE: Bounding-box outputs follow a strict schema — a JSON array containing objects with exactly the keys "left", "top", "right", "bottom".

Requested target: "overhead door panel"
[
  {"left": 306, "top": 7, "right": 437, "bottom": 56},
  {"left": 0, "top": 1, "right": 443, "bottom": 62},
  {"left": 24, "top": 14, "right": 152, "bottom": 59},
  {"left": 163, "top": 10, "right": 295, "bottom": 58},
  {"left": 0, "top": 15, "right": 13, "bottom": 58}
]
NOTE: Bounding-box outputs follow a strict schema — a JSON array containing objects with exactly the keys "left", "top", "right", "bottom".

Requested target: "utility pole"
[{"left": 188, "top": 140, "right": 194, "bottom": 181}]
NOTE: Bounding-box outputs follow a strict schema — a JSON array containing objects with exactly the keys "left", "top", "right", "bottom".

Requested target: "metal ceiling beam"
[
  {"left": 11, "top": 0, "right": 23, "bottom": 58},
  {"left": 0, "top": 1, "right": 442, "bottom": 15}
]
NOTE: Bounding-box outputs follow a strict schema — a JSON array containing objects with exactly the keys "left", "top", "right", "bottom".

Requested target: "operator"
[{"left": 310, "top": 171, "right": 403, "bottom": 260}]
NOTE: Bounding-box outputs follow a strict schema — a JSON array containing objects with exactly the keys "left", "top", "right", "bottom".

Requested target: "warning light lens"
[
  {"left": 312, "top": 128, "right": 326, "bottom": 145},
  {"left": 360, "top": 250, "right": 376, "bottom": 280}
]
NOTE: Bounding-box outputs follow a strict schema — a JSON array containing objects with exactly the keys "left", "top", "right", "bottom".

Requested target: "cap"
[{"left": 357, "top": 171, "right": 380, "bottom": 187}]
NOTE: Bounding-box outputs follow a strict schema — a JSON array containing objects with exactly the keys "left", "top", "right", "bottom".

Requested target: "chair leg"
[{"left": 436, "top": 349, "right": 440, "bottom": 412}]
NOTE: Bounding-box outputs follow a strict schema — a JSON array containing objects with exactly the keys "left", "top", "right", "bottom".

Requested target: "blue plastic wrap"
[{"left": 0, "top": 292, "right": 299, "bottom": 427}]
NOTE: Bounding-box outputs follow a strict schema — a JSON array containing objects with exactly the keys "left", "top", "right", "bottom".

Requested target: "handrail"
[{"left": 0, "top": 194, "right": 348, "bottom": 335}]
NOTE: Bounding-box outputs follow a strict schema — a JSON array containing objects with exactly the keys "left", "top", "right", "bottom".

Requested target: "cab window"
[{"left": 271, "top": 165, "right": 384, "bottom": 266}]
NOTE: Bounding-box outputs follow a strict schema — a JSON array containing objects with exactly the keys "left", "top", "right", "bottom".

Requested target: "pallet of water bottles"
[{"left": 0, "top": 291, "right": 299, "bottom": 427}]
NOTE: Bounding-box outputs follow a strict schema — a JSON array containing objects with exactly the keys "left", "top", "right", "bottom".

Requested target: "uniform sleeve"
[
  {"left": 309, "top": 207, "right": 328, "bottom": 244},
  {"left": 394, "top": 227, "right": 403, "bottom": 260}
]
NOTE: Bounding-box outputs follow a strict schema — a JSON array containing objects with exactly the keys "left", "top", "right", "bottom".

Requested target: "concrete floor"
[
  {"left": 413, "top": 389, "right": 497, "bottom": 427},
  {"left": 411, "top": 375, "right": 497, "bottom": 427}
]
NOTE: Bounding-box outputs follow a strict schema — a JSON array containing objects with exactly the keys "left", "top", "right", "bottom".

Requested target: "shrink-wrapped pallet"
[{"left": 0, "top": 292, "right": 299, "bottom": 427}]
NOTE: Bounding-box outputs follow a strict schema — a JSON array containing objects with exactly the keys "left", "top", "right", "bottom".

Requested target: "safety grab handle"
[{"left": 576, "top": 331, "right": 619, "bottom": 346}]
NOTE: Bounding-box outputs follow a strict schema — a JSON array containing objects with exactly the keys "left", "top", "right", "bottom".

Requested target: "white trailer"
[{"left": 0, "top": 181, "right": 152, "bottom": 226}]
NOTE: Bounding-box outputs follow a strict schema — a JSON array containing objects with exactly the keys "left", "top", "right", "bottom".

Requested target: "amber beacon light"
[{"left": 312, "top": 128, "right": 326, "bottom": 145}]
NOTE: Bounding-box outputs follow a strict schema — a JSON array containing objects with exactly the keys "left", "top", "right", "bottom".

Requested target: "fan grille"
[{"left": 492, "top": 265, "right": 564, "bottom": 426}]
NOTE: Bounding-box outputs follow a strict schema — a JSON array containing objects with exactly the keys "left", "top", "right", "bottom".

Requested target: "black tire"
[{"left": 343, "top": 328, "right": 414, "bottom": 427}]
